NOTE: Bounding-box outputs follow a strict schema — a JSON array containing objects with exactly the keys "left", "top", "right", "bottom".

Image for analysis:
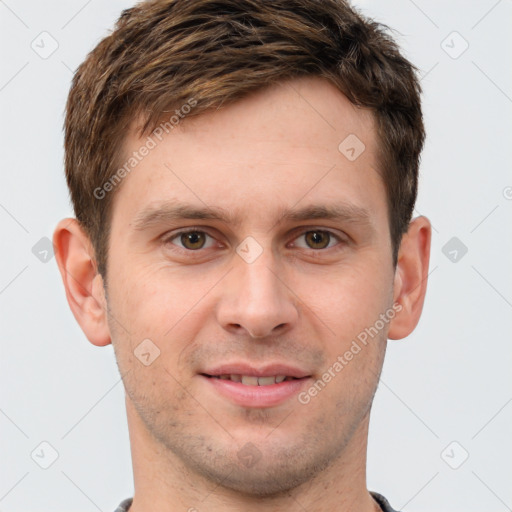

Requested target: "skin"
[{"left": 54, "top": 76, "right": 431, "bottom": 512}]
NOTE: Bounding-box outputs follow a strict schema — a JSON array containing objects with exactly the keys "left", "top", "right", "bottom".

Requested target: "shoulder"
[
  {"left": 371, "top": 492, "right": 402, "bottom": 512},
  {"left": 113, "top": 498, "right": 133, "bottom": 512}
]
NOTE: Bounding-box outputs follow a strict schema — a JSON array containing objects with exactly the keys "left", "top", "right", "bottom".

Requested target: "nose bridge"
[
  {"left": 241, "top": 254, "right": 281, "bottom": 307},
  {"left": 217, "top": 242, "right": 298, "bottom": 338}
]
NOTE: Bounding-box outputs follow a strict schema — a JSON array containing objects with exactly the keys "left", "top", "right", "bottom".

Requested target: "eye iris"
[
  {"left": 181, "top": 231, "right": 205, "bottom": 250},
  {"left": 306, "top": 231, "right": 330, "bottom": 249}
]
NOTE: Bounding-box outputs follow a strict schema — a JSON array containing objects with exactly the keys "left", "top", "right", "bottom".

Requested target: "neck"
[{"left": 126, "top": 397, "right": 379, "bottom": 512}]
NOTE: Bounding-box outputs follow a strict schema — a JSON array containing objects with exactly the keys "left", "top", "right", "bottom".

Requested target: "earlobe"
[
  {"left": 53, "top": 218, "right": 111, "bottom": 347},
  {"left": 388, "top": 216, "right": 431, "bottom": 340}
]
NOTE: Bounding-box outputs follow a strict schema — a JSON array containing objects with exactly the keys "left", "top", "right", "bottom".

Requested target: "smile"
[
  {"left": 200, "top": 373, "right": 311, "bottom": 408},
  {"left": 206, "top": 374, "right": 299, "bottom": 385}
]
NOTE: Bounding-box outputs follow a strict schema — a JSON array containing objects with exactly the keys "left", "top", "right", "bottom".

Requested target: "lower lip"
[{"left": 201, "top": 375, "right": 310, "bottom": 408}]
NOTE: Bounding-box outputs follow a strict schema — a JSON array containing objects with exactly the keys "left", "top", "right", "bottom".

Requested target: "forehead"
[{"left": 112, "top": 76, "right": 385, "bottom": 228}]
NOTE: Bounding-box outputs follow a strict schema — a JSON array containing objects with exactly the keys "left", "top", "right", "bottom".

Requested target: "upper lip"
[{"left": 201, "top": 363, "right": 311, "bottom": 379}]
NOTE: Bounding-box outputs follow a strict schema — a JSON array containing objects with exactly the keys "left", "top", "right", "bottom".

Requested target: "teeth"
[
  {"left": 213, "top": 374, "right": 294, "bottom": 385},
  {"left": 241, "top": 375, "right": 259, "bottom": 386},
  {"left": 257, "top": 376, "right": 276, "bottom": 386},
  {"left": 242, "top": 375, "right": 258, "bottom": 386}
]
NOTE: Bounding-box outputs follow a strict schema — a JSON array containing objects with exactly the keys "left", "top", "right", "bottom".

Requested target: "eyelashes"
[{"left": 163, "top": 227, "right": 346, "bottom": 254}]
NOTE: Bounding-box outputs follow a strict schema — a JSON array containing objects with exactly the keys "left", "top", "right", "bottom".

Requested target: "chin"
[
  {"left": 175, "top": 441, "right": 339, "bottom": 498},
  {"left": 198, "top": 462, "right": 317, "bottom": 497}
]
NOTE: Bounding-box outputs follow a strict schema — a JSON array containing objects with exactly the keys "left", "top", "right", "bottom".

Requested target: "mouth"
[
  {"left": 201, "top": 374, "right": 301, "bottom": 385},
  {"left": 199, "top": 364, "right": 312, "bottom": 408}
]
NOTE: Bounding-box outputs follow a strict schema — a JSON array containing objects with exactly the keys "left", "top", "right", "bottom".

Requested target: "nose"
[{"left": 216, "top": 250, "right": 299, "bottom": 339}]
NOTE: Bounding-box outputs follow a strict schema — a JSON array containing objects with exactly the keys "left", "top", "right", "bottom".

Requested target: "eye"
[
  {"left": 166, "top": 229, "right": 217, "bottom": 251},
  {"left": 163, "top": 228, "right": 345, "bottom": 254},
  {"left": 292, "top": 230, "right": 341, "bottom": 250}
]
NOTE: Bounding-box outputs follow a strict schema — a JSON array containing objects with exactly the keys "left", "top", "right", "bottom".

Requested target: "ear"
[
  {"left": 53, "top": 218, "right": 111, "bottom": 347},
  {"left": 388, "top": 216, "right": 431, "bottom": 340}
]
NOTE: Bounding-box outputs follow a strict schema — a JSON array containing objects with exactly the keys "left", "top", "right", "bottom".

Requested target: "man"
[{"left": 53, "top": 0, "right": 431, "bottom": 510}]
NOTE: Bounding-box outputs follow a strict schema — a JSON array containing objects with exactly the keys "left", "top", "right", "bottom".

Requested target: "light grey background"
[{"left": 1, "top": 1, "right": 511, "bottom": 511}]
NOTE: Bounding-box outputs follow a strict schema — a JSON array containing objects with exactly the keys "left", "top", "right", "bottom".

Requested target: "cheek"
[
  {"left": 107, "top": 262, "right": 219, "bottom": 379},
  {"left": 309, "top": 264, "right": 392, "bottom": 340},
  {"left": 109, "top": 261, "right": 195, "bottom": 335},
  {"left": 302, "top": 274, "right": 389, "bottom": 411}
]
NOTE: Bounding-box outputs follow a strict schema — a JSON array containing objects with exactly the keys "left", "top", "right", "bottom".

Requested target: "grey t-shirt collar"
[{"left": 114, "top": 491, "right": 400, "bottom": 511}]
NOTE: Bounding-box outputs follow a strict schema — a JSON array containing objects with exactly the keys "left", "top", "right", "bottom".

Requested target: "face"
[{"left": 105, "top": 76, "right": 396, "bottom": 495}]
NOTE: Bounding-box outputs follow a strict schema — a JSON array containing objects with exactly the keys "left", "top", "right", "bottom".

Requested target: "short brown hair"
[{"left": 65, "top": 0, "right": 424, "bottom": 277}]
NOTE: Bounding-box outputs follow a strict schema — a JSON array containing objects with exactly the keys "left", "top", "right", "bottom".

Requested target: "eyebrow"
[{"left": 131, "top": 200, "right": 373, "bottom": 232}]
